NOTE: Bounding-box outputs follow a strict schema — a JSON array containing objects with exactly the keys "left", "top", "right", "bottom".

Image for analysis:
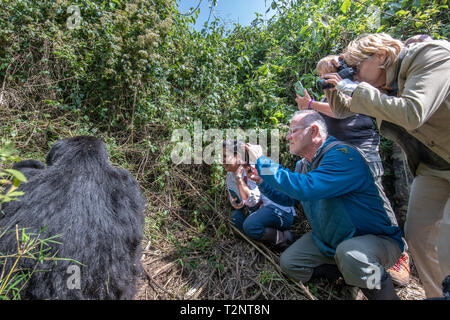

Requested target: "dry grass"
[{"left": 133, "top": 166, "right": 427, "bottom": 301}]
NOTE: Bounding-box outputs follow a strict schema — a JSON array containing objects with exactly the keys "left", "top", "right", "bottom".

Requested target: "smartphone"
[
  {"left": 228, "top": 189, "right": 242, "bottom": 204},
  {"left": 295, "top": 80, "right": 305, "bottom": 97}
]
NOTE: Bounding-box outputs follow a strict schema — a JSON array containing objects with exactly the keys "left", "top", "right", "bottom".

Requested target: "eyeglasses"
[{"left": 287, "top": 125, "right": 306, "bottom": 136}]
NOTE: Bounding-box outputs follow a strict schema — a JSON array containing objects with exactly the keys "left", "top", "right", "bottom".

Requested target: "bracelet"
[{"left": 307, "top": 98, "right": 314, "bottom": 110}]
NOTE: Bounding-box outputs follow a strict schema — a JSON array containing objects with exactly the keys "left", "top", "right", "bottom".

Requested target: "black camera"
[{"left": 318, "top": 57, "right": 355, "bottom": 90}]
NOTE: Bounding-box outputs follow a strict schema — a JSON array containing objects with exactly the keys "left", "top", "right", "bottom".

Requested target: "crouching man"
[{"left": 246, "top": 110, "right": 404, "bottom": 300}]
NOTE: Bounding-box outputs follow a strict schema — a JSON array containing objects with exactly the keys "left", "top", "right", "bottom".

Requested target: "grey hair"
[{"left": 291, "top": 110, "right": 328, "bottom": 138}]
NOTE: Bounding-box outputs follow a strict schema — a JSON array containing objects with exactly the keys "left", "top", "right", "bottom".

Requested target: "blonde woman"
[{"left": 323, "top": 33, "right": 450, "bottom": 298}]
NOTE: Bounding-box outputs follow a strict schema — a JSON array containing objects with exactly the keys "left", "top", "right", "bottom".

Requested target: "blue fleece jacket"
[{"left": 256, "top": 136, "right": 404, "bottom": 257}]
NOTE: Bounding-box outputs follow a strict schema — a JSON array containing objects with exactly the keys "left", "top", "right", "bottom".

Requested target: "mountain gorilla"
[{"left": 0, "top": 136, "right": 145, "bottom": 299}]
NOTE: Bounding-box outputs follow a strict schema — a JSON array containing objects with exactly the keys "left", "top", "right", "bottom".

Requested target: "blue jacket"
[{"left": 256, "top": 136, "right": 404, "bottom": 257}]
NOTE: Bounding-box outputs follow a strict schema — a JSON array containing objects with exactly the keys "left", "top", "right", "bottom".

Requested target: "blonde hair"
[
  {"left": 316, "top": 55, "right": 339, "bottom": 74},
  {"left": 343, "top": 33, "right": 404, "bottom": 69}
]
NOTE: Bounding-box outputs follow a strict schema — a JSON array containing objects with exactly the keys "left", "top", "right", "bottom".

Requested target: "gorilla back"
[{"left": 0, "top": 136, "right": 145, "bottom": 299}]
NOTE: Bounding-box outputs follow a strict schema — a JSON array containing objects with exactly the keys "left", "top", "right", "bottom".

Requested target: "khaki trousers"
[{"left": 405, "top": 163, "right": 450, "bottom": 298}]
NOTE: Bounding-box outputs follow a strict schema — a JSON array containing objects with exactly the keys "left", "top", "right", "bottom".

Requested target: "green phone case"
[{"left": 295, "top": 81, "right": 305, "bottom": 97}]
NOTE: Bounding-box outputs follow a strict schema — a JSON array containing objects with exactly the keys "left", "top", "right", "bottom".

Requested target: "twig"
[
  {"left": 249, "top": 277, "right": 279, "bottom": 300},
  {"left": 23, "top": 127, "right": 36, "bottom": 148},
  {"left": 130, "top": 86, "right": 138, "bottom": 146},
  {"left": 143, "top": 265, "right": 181, "bottom": 300}
]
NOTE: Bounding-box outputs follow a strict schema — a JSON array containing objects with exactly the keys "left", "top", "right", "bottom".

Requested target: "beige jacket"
[{"left": 327, "top": 40, "right": 450, "bottom": 173}]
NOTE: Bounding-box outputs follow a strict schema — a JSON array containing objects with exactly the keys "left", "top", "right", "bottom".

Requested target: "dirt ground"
[
  {"left": 134, "top": 208, "right": 427, "bottom": 301},
  {"left": 129, "top": 165, "right": 428, "bottom": 301}
]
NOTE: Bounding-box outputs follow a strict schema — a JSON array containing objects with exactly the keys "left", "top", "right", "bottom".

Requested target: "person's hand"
[
  {"left": 230, "top": 197, "right": 245, "bottom": 209},
  {"left": 295, "top": 89, "right": 312, "bottom": 110},
  {"left": 321, "top": 72, "right": 343, "bottom": 90},
  {"left": 245, "top": 144, "right": 263, "bottom": 164},
  {"left": 246, "top": 165, "right": 263, "bottom": 184},
  {"left": 234, "top": 165, "right": 245, "bottom": 179}
]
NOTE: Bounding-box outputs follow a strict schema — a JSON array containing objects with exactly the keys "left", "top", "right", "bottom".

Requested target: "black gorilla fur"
[{"left": 0, "top": 136, "right": 145, "bottom": 299}]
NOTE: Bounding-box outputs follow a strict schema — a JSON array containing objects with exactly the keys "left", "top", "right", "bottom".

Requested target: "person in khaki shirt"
[{"left": 322, "top": 33, "right": 450, "bottom": 298}]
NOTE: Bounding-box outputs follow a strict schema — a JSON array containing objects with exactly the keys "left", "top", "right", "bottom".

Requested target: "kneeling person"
[
  {"left": 222, "top": 140, "right": 295, "bottom": 250},
  {"left": 246, "top": 111, "right": 404, "bottom": 300}
]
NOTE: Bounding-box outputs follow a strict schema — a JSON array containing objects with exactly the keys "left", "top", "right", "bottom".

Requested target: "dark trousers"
[{"left": 231, "top": 205, "right": 294, "bottom": 240}]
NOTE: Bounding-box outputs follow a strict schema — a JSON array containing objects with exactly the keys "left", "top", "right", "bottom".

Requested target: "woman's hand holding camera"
[
  {"left": 322, "top": 72, "right": 358, "bottom": 96},
  {"left": 321, "top": 72, "right": 343, "bottom": 89}
]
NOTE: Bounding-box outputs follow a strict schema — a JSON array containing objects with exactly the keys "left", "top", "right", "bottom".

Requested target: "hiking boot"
[
  {"left": 259, "top": 228, "right": 294, "bottom": 251},
  {"left": 361, "top": 271, "right": 400, "bottom": 300},
  {"left": 311, "top": 264, "right": 342, "bottom": 282},
  {"left": 387, "top": 252, "right": 410, "bottom": 287}
]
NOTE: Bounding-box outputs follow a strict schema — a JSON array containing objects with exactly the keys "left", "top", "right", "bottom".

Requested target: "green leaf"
[
  {"left": 341, "top": 0, "right": 351, "bottom": 13},
  {"left": 269, "top": 117, "right": 278, "bottom": 125},
  {"left": 4, "top": 169, "right": 27, "bottom": 183},
  {"left": 7, "top": 191, "right": 25, "bottom": 197},
  {"left": 395, "top": 10, "right": 410, "bottom": 16},
  {"left": 299, "top": 25, "right": 309, "bottom": 35}
]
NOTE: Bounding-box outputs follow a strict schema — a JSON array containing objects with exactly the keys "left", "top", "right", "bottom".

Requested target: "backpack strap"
[
  {"left": 386, "top": 49, "right": 406, "bottom": 97},
  {"left": 295, "top": 140, "right": 361, "bottom": 174},
  {"left": 311, "top": 141, "right": 356, "bottom": 171}
]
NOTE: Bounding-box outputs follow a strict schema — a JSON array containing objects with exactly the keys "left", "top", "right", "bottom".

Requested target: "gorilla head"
[{"left": 0, "top": 136, "right": 145, "bottom": 299}]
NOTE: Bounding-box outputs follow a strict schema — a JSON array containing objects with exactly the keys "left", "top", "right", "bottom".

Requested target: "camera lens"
[
  {"left": 318, "top": 78, "right": 334, "bottom": 89},
  {"left": 337, "top": 67, "right": 355, "bottom": 81}
]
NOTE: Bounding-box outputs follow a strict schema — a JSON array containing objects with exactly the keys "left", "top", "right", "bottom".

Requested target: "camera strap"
[{"left": 386, "top": 49, "right": 406, "bottom": 96}]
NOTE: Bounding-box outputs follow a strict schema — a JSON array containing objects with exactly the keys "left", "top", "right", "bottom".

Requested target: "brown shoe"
[{"left": 387, "top": 252, "right": 410, "bottom": 287}]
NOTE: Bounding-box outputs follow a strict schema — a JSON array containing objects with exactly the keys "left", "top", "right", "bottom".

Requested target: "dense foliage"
[
  {"left": 0, "top": 0, "right": 448, "bottom": 299},
  {"left": 1, "top": 0, "right": 447, "bottom": 152}
]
